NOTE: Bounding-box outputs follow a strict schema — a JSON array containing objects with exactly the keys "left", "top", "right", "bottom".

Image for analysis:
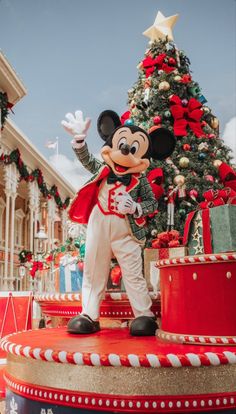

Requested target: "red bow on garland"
[
  {"left": 170, "top": 95, "right": 206, "bottom": 138},
  {"left": 142, "top": 53, "right": 176, "bottom": 78},
  {"left": 30, "top": 261, "right": 44, "bottom": 278},
  {"left": 152, "top": 230, "right": 182, "bottom": 248}
]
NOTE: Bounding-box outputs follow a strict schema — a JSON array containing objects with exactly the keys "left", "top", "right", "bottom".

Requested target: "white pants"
[{"left": 82, "top": 205, "right": 154, "bottom": 320}]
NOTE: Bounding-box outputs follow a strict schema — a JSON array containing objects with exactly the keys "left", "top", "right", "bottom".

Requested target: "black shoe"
[
  {"left": 67, "top": 314, "right": 100, "bottom": 334},
  {"left": 130, "top": 316, "right": 158, "bottom": 336}
]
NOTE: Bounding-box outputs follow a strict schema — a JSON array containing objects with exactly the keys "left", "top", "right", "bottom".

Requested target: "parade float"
[{"left": 2, "top": 10, "right": 236, "bottom": 414}]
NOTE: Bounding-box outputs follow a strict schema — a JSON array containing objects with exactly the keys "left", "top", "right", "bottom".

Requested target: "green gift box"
[{"left": 186, "top": 204, "right": 236, "bottom": 255}]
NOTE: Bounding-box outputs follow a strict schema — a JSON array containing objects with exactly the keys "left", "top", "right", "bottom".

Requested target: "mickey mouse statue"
[{"left": 62, "top": 110, "right": 175, "bottom": 336}]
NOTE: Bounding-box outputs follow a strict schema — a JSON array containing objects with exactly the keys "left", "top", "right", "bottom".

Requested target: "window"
[{"left": 14, "top": 209, "right": 25, "bottom": 248}]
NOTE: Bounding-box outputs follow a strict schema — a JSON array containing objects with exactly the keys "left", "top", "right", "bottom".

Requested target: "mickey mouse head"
[{"left": 97, "top": 110, "right": 176, "bottom": 175}]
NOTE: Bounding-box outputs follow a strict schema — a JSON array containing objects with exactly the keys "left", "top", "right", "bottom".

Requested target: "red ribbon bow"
[
  {"left": 142, "top": 53, "right": 176, "bottom": 78},
  {"left": 199, "top": 188, "right": 236, "bottom": 209},
  {"left": 152, "top": 230, "right": 182, "bottom": 248},
  {"left": 170, "top": 95, "right": 206, "bottom": 138},
  {"left": 30, "top": 261, "right": 44, "bottom": 278},
  {"left": 218, "top": 163, "right": 236, "bottom": 192}
]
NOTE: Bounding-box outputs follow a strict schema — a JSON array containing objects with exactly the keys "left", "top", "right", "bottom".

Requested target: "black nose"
[{"left": 121, "top": 144, "right": 130, "bottom": 155}]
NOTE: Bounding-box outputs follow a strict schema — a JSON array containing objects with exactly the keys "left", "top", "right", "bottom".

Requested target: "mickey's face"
[{"left": 101, "top": 126, "right": 150, "bottom": 175}]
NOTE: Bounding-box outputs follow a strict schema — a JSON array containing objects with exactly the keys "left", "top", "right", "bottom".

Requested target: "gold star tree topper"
[{"left": 143, "top": 11, "right": 179, "bottom": 42}]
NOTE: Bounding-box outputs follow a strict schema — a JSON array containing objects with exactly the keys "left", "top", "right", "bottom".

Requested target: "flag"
[{"left": 45, "top": 140, "right": 57, "bottom": 149}]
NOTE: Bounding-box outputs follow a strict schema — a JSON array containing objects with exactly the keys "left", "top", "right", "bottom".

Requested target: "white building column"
[
  {"left": 3, "top": 164, "right": 19, "bottom": 291},
  {"left": 3, "top": 189, "right": 10, "bottom": 290},
  {"left": 28, "top": 181, "right": 40, "bottom": 252},
  {"left": 61, "top": 210, "right": 68, "bottom": 244},
  {"left": 9, "top": 193, "right": 17, "bottom": 290},
  {"left": 47, "top": 199, "right": 56, "bottom": 250}
]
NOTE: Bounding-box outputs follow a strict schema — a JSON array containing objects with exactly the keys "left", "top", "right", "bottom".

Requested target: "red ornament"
[
  {"left": 183, "top": 144, "right": 191, "bottom": 151},
  {"left": 205, "top": 175, "right": 214, "bottom": 183},
  {"left": 189, "top": 189, "right": 198, "bottom": 200},
  {"left": 110, "top": 265, "right": 122, "bottom": 286},
  {"left": 153, "top": 115, "right": 162, "bottom": 125},
  {"left": 78, "top": 261, "right": 84, "bottom": 272},
  {"left": 168, "top": 57, "right": 176, "bottom": 65},
  {"left": 181, "top": 74, "right": 192, "bottom": 83},
  {"left": 207, "top": 133, "right": 216, "bottom": 139}
]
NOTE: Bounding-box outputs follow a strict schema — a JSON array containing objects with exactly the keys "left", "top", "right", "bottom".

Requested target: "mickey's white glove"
[
  {"left": 116, "top": 192, "right": 142, "bottom": 217},
  {"left": 61, "top": 110, "right": 91, "bottom": 149}
]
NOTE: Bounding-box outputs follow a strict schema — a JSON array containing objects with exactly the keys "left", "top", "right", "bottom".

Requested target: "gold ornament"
[
  {"left": 213, "top": 159, "right": 222, "bottom": 168},
  {"left": 158, "top": 81, "right": 170, "bottom": 91},
  {"left": 179, "top": 157, "right": 189, "bottom": 168},
  {"left": 143, "top": 11, "right": 179, "bottom": 42},
  {"left": 174, "top": 175, "right": 185, "bottom": 186},
  {"left": 174, "top": 75, "right": 182, "bottom": 82},
  {"left": 211, "top": 117, "right": 219, "bottom": 129}
]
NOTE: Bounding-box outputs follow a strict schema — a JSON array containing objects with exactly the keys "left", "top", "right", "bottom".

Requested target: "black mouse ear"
[
  {"left": 149, "top": 127, "right": 176, "bottom": 160},
  {"left": 97, "top": 110, "right": 121, "bottom": 141}
]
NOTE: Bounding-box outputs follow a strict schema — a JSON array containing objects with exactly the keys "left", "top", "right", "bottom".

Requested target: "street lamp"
[{"left": 35, "top": 226, "right": 48, "bottom": 257}]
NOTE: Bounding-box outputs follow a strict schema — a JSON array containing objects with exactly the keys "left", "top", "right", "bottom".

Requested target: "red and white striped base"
[
  {"left": 34, "top": 292, "right": 161, "bottom": 320},
  {"left": 158, "top": 330, "right": 236, "bottom": 346},
  {"left": 2, "top": 327, "right": 236, "bottom": 412}
]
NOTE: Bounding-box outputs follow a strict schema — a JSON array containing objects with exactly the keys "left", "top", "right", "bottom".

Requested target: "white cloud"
[
  {"left": 222, "top": 116, "right": 236, "bottom": 162},
  {"left": 49, "top": 152, "right": 102, "bottom": 191}
]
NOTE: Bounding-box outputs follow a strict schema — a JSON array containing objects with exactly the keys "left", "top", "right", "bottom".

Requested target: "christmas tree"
[{"left": 123, "top": 12, "right": 233, "bottom": 243}]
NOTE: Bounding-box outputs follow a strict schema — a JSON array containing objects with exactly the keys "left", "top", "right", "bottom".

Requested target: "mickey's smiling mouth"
[{"left": 114, "top": 163, "right": 129, "bottom": 173}]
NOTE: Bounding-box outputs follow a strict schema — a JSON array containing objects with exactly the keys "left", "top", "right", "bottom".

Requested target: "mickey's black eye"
[
  {"left": 130, "top": 140, "right": 140, "bottom": 155},
  {"left": 118, "top": 137, "right": 127, "bottom": 150}
]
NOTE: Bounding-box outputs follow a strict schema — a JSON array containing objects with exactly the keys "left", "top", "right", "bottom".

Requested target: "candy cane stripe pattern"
[
  {"left": 1, "top": 332, "right": 236, "bottom": 368},
  {"left": 158, "top": 331, "right": 236, "bottom": 346},
  {"left": 157, "top": 253, "right": 236, "bottom": 267}
]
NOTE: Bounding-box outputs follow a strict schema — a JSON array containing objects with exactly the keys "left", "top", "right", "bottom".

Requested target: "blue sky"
[{"left": 0, "top": 0, "right": 235, "bottom": 187}]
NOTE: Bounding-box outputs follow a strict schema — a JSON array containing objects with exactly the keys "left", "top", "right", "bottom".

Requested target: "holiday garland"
[
  {"left": 0, "top": 148, "right": 70, "bottom": 209},
  {"left": 0, "top": 92, "right": 13, "bottom": 127},
  {"left": 18, "top": 237, "right": 85, "bottom": 278}
]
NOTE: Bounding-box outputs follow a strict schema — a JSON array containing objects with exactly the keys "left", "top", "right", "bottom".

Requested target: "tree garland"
[
  {"left": 0, "top": 148, "right": 70, "bottom": 209},
  {"left": 0, "top": 92, "right": 13, "bottom": 128}
]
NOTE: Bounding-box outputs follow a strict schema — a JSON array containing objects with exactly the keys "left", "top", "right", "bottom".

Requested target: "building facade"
[{"left": 0, "top": 52, "right": 75, "bottom": 292}]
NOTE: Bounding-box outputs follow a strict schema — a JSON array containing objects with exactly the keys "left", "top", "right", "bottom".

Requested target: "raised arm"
[{"left": 61, "top": 110, "right": 103, "bottom": 174}]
